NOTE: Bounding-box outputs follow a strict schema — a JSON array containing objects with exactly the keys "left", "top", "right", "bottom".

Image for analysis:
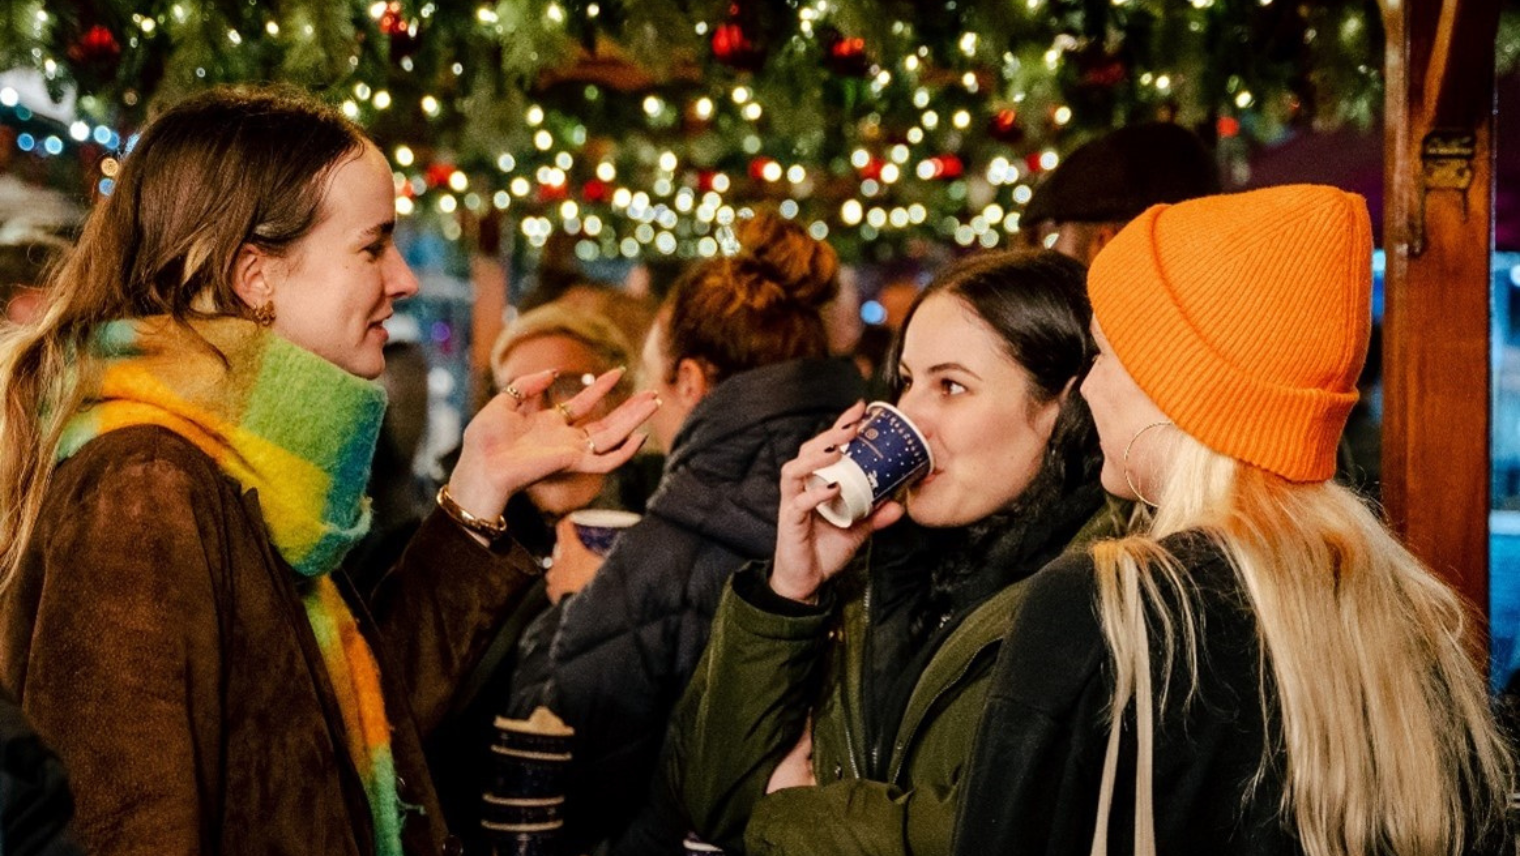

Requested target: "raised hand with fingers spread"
[{"left": 447, "top": 366, "right": 659, "bottom": 544}]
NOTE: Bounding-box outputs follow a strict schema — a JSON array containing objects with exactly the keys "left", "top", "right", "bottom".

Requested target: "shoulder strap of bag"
[{"left": 1088, "top": 565, "right": 1156, "bottom": 856}]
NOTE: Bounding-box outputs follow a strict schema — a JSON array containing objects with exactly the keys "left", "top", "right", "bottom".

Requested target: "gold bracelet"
[{"left": 436, "top": 484, "right": 508, "bottom": 541}]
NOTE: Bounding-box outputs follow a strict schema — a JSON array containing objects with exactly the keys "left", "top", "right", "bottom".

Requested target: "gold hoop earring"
[
  {"left": 252, "top": 301, "right": 276, "bottom": 327},
  {"left": 1122, "top": 420, "right": 1173, "bottom": 506}
]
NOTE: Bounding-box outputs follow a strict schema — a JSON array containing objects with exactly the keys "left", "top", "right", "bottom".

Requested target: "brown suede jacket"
[{"left": 0, "top": 426, "right": 542, "bottom": 856}]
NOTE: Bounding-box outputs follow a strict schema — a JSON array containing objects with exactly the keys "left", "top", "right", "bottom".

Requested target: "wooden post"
[{"left": 1380, "top": 0, "right": 1499, "bottom": 628}]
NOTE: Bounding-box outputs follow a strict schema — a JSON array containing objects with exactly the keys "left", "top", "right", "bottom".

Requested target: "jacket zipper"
[{"left": 840, "top": 573, "right": 870, "bottom": 779}]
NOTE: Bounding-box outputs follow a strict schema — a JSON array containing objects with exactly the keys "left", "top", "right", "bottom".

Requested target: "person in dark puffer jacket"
[{"left": 507, "top": 211, "right": 864, "bottom": 856}]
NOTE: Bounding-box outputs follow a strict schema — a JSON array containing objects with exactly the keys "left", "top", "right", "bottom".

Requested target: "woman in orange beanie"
[{"left": 953, "top": 184, "right": 1514, "bottom": 856}]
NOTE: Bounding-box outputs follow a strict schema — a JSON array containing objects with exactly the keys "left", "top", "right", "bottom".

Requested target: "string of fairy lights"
[{"left": 0, "top": 0, "right": 1437, "bottom": 261}]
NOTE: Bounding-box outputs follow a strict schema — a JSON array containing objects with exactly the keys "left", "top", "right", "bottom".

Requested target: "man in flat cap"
[{"left": 1022, "top": 121, "right": 1219, "bottom": 264}]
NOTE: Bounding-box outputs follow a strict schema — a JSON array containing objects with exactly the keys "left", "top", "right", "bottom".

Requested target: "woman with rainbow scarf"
[{"left": 0, "top": 87, "right": 659, "bottom": 856}]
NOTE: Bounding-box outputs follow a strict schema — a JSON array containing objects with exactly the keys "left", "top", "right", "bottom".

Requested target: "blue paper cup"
[
  {"left": 568, "top": 509, "right": 642, "bottom": 556},
  {"left": 808, "top": 401, "right": 933, "bottom": 528}
]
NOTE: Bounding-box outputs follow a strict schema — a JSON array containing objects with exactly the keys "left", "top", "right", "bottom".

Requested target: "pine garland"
[{"left": 1, "top": 0, "right": 1511, "bottom": 261}]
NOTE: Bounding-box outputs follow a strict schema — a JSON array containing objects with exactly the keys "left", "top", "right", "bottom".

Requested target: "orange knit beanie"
[{"left": 1087, "top": 184, "right": 1372, "bottom": 482}]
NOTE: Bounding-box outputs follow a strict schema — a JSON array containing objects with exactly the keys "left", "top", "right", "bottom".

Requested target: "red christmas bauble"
[
  {"left": 67, "top": 24, "right": 121, "bottom": 66},
  {"left": 1070, "top": 43, "right": 1127, "bottom": 89},
  {"left": 424, "top": 163, "right": 455, "bottom": 188},
  {"left": 748, "top": 156, "right": 776, "bottom": 181},
  {"left": 711, "top": 22, "right": 764, "bottom": 71},
  {"left": 822, "top": 30, "right": 870, "bottom": 78},
  {"left": 988, "top": 109, "right": 1025, "bottom": 145},
  {"left": 933, "top": 154, "right": 963, "bottom": 180},
  {"left": 1080, "top": 58, "right": 1127, "bottom": 88},
  {"left": 583, "top": 179, "right": 612, "bottom": 203}
]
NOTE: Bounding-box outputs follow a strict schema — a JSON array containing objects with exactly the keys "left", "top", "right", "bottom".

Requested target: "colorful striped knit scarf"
[{"left": 57, "top": 316, "right": 405, "bottom": 856}]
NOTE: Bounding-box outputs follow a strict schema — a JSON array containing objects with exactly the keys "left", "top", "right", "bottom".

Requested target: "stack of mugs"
[{"left": 483, "top": 706, "right": 574, "bottom": 856}]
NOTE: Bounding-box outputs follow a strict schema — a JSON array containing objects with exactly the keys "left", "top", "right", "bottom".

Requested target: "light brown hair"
[
  {"left": 0, "top": 86, "right": 368, "bottom": 590},
  {"left": 658, "top": 211, "right": 837, "bottom": 386}
]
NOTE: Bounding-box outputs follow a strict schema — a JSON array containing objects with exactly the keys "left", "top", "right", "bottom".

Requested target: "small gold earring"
[{"left": 252, "top": 301, "right": 276, "bottom": 326}]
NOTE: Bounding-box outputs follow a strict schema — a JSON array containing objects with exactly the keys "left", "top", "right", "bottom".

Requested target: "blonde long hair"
[
  {"left": 1092, "top": 435, "right": 1513, "bottom": 856},
  {"left": 0, "top": 87, "right": 366, "bottom": 594}
]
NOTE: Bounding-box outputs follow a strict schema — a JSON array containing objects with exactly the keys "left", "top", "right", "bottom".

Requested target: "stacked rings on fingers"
[
  {"left": 503, "top": 384, "right": 524, "bottom": 402},
  {"left": 555, "top": 402, "right": 576, "bottom": 423}
]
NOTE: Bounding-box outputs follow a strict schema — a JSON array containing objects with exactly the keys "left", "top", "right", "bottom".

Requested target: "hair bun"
[{"left": 730, "top": 211, "right": 839, "bottom": 310}]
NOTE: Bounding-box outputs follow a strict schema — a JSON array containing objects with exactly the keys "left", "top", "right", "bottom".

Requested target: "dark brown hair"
[
  {"left": 894, "top": 250, "right": 1104, "bottom": 644},
  {"left": 658, "top": 211, "right": 838, "bottom": 385}
]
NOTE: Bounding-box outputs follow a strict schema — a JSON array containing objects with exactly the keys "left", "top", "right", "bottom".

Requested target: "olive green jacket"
[{"left": 673, "top": 501, "right": 1127, "bottom": 856}]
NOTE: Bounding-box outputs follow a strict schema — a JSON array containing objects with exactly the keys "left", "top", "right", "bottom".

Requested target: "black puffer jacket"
[{"left": 508, "top": 357, "right": 864, "bottom": 855}]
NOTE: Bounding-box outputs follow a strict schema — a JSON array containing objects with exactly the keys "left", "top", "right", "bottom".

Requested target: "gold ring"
[
  {"left": 581, "top": 428, "right": 598, "bottom": 454},
  {"left": 504, "top": 384, "right": 524, "bottom": 402},
  {"left": 555, "top": 402, "right": 576, "bottom": 423}
]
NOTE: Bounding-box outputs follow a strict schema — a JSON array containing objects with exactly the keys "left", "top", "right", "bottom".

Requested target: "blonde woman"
[
  {"left": 489, "top": 302, "right": 645, "bottom": 549},
  {"left": 426, "top": 303, "right": 656, "bottom": 852},
  {"left": 953, "top": 185, "right": 1513, "bottom": 856}
]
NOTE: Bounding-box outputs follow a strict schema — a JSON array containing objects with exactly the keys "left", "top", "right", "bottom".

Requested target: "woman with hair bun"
[
  {"left": 508, "top": 211, "right": 865, "bottom": 856},
  {"left": 953, "top": 185, "right": 1514, "bottom": 856}
]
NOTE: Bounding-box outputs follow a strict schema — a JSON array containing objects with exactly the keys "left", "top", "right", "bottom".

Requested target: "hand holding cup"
[{"left": 771, "top": 402, "right": 908, "bottom": 604}]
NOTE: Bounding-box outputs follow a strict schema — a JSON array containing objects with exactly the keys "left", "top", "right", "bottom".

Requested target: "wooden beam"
[{"left": 1380, "top": 0, "right": 1498, "bottom": 630}]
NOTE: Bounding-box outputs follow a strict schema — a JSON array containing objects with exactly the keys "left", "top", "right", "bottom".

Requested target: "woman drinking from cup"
[
  {"left": 953, "top": 185, "right": 1514, "bottom": 856},
  {"left": 0, "top": 87, "right": 658, "bottom": 856},
  {"left": 674, "top": 250, "right": 1127, "bottom": 856}
]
